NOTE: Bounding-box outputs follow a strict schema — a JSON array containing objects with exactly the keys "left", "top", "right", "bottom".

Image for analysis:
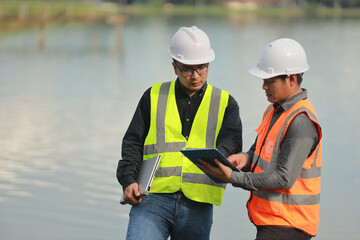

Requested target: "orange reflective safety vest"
[{"left": 248, "top": 98, "right": 322, "bottom": 236}]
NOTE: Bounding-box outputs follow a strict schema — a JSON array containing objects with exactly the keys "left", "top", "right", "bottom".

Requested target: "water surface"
[{"left": 0, "top": 16, "right": 359, "bottom": 239}]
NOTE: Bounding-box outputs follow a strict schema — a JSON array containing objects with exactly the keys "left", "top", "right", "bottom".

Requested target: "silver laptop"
[{"left": 120, "top": 155, "right": 161, "bottom": 205}]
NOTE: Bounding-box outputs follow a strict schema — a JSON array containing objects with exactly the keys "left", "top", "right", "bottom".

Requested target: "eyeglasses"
[{"left": 174, "top": 61, "right": 209, "bottom": 77}]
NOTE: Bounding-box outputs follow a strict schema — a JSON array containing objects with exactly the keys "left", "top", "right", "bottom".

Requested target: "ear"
[
  {"left": 172, "top": 62, "right": 178, "bottom": 75},
  {"left": 288, "top": 74, "right": 298, "bottom": 87}
]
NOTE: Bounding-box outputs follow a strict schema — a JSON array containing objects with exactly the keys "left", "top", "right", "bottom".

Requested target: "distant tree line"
[
  {"left": 307, "top": 0, "right": 360, "bottom": 8},
  {"left": 113, "top": 0, "right": 360, "bottom": 8},
  {"left": 117, "top": 0, "right": 222, "bottom": 6}
]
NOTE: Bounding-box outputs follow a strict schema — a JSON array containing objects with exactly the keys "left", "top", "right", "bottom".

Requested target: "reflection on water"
[{"left": 0, "top": 17, "right": 359, "bottom": 240}]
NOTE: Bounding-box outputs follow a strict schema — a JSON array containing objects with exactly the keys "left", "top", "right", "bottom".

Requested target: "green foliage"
[
  {"left": 307, "top": 0, "right": 360, "bottom": 7},
  {"left": 126, "top": 0, "right": 360, "bottom": 8},
  {"left": 136, "top": 0, "right": 167, "bottom": 6},
  {"left": 0, "top": 0, "right": 358, "bottom": 22}
]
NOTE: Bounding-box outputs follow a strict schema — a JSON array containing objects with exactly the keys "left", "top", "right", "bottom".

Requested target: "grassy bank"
[
  {"left": 0, "top": 1, "right": 121, "bottom": 30},
  {"left": 124, "top": 4, "right": 360, "bottom": 18},
  {"left": 0, "top": 1, "right": 359, "bottom": 30}
]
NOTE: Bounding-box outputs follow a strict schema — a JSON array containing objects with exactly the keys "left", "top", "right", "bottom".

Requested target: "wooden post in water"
[
  {"left": 115, "top": 15, "right": 126, "bottom": 54},
  {"left": 107, "top": 12, "right": 126, "bottom": 54},
  {"left": 39, "top": 20, "right": 45, "bottom": 51},
  {"left": 91, "top": 31, "right": 99, "bottom": 53},
  {"left": 114, "top": 1, "right": 127, "bottom": 54},
  {"left": 38, "top": 4, "right": 50, "bottom": 51}
]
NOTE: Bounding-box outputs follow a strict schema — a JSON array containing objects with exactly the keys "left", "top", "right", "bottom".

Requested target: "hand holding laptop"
[
  {"left": 120, "top": 155, "right": 161, "bottom": 205},
  {"left": 121, "top": 182, "right": 142, "bottom": 205}
]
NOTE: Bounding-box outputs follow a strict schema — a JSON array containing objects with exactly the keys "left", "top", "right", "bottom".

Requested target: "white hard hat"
[
  {"left": 249, "top": 38, "right": 310, "bottom": 79},
  {"left": 168, "top": 26, "right": 215, "bottom": 65}
]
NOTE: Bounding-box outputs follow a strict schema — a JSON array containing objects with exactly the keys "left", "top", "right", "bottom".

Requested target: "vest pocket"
[{"left": 252, "top": 191, "right": 282, "bottom": 217}]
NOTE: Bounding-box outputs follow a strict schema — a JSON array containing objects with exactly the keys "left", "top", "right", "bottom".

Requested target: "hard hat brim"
[
  {"left": 168, "top": 48, "right": 215, "bottom": 65},
  {"left": 249, "top": 66, "right": 275, "bottom": 79},
  {"left": 249, "top": 65, "right": 310, "bottom": 79}
]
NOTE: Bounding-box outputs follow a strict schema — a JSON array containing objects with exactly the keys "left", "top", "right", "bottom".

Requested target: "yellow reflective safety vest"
[
  {"left": 248, "top": 98, "right": 322, "bottom": 236},
  {"left": 143, "top": 80, "right": 229, "bottom": 205}
]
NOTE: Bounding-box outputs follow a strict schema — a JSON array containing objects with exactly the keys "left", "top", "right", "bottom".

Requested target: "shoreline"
[{"left": 0, "top": 2, "right": 359, "bottom": 31}]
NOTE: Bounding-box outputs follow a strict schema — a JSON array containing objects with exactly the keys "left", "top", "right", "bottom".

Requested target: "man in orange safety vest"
[{"left": 198, "top": 38, "right": 322, "bottom": 240}]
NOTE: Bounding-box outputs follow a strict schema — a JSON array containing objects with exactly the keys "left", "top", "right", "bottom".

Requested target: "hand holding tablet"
[{"left": 181, "top": 148, "right": 241, "bottom": 183}]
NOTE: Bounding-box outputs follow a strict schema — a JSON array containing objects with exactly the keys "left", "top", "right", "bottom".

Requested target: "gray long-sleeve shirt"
[{"left": 231, "top": 89, "right": 319, "bottom": 191}]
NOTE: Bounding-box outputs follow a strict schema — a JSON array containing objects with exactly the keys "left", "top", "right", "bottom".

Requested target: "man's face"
[
  {"left": 172, "top": 61, "right": 209, "bottom": 97},
  {"left": 262, "top": 76, "right": 292, "bottom": 104}
]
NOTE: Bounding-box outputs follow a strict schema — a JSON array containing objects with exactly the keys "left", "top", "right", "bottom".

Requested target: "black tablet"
[{"left": 181, "top": 148, "right": 240, "bottom": 183}]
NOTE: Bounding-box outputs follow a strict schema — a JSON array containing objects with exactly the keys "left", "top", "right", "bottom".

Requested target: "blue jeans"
[{"left": 126, "top": 192, "right": 213, "bottom": 240}]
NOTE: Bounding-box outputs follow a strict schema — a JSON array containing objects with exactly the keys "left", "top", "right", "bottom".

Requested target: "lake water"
[{"left": 0, "top": 14, "right": 359, "bottom": 240}]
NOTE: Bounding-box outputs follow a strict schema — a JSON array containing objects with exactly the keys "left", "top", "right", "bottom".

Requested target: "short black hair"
[
  {"left": 296, "top": 73, "right": 303, "bottom": 85},
  {"left": 278, "top": 73, "right": 303, "bottom": 85}
]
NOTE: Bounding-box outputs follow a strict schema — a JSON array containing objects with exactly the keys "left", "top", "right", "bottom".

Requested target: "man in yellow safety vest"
[{"left": 117, "top": 26, "right": 243, "bottom": 240}]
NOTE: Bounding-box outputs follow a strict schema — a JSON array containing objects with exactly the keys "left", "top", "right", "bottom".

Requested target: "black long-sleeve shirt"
[{"left": 117, "top": 79, "right": 243, "bottom": 191}]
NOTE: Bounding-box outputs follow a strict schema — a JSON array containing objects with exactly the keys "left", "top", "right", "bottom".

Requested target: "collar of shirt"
[
  {"left": 175, "top": 78, "right": 207, "bottom": 100},
  {"left": 273, "top": 88, "right": 308, "bottom": 112}
]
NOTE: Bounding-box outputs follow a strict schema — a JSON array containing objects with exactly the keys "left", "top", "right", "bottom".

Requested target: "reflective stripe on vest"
[
  {"left": 143, "top": 80, "right": 229, "bottom": 205},
  {"left": 248, "top": 98, "right": 322, "bottom": 236}
]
